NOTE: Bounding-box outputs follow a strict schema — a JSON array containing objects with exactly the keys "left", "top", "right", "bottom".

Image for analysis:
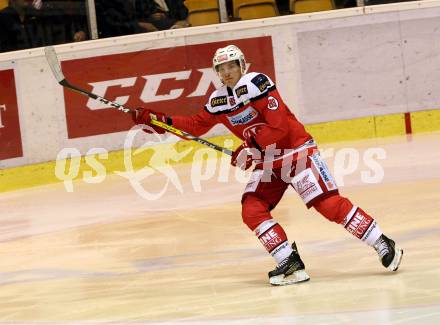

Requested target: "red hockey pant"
[{"left": 241, "top": 169, "right": 353, "bottom": 231}]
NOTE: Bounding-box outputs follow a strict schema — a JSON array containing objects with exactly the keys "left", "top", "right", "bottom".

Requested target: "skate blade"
[
  {"left": 269, "top": 269, "right": 310, "bottom": 286},
  {"left": 387, "top": 247, "right": 403, "bottom": 271}
]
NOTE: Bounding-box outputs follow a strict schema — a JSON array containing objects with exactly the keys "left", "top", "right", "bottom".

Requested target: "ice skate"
[
  {"left": 373, "top": 234, "right": 403, "bottom": 271},
  {"left": 268, "top": 242, "right": 310, "bottom": 286}
]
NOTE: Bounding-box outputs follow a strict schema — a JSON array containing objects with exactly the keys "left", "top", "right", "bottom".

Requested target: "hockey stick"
[{"left": 44, "top": 46, "right": 233, "bottom": 156}]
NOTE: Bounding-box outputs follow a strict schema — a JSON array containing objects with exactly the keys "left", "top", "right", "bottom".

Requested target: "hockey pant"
[{"left": 242, "top": 151, "right": 382, "bottom": 260}]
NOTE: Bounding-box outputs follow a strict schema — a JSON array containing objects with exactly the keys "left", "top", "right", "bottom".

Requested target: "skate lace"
[{"left": 374, "top": 238, "right": 389, "bottom": 258}]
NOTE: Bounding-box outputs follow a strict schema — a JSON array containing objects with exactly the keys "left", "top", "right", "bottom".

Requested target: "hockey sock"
[
  {"left": 342, "top": 206, "right": 383, "bottom": 246},
  {"left": 254, "top": 219, "right": 293, "bottom": 263}
]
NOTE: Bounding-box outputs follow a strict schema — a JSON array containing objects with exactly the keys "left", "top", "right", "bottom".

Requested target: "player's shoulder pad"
[
  {"left": 239, "top": 72, "right": 275, "bottom": 99},
  {"left": 204, "top": 86, "right": 229, "bottom": 114}
]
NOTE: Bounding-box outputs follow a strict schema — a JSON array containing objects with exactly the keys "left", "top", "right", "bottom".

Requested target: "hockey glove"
[
  {"left": 231, "top": 137, "right": 261, "bottom": 171},
  {"left": 132, "top": 107, "right": 168, "bottom": 134}
]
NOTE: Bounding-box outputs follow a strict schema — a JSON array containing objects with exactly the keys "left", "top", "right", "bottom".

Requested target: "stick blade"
[{"left": 44, "top": 46, "right": 65, "bottom": 83}]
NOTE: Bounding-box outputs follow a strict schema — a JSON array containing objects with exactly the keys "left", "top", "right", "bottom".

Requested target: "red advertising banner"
[
  {"left": 0, "top": 69, "right": 23, "bottom": 160},
  {"left": 62, "top": 36, "right": 275, "bottom": 138}
]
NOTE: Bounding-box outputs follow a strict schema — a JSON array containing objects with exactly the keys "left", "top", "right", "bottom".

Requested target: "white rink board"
[
  {"left": 1, "top": 0, "right": 440, "bottom": 168},
  {"left": 294, "top": 3, "right": 440, "bottom": 123}
]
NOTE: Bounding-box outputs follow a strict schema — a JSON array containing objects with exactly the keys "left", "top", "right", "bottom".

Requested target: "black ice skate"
[
  {"left": 268, "top": 242, "right": 310, "bottom": 286},
  {"left": 373, "top": 234, "right": 403, "bottom": 271}
]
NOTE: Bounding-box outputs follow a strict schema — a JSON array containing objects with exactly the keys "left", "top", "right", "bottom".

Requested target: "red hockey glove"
[
  {"left": 231, "top": 137, "right": 261, "bottom": 171},
  {"left": 132, "top": 107, "right": 168, "bottom": 134}
]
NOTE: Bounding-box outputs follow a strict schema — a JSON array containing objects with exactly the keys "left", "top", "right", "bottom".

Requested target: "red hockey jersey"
[{"left": 171, "top": 72, "right": 315, "bottom": 167}]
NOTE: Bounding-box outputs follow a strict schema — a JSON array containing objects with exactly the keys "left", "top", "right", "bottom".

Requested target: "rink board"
[
  {"left": 1, "top": 108, "right": 439, "bottom": 192},
  {"left": 2, "top": 0, "right": 440, "bottom": 191}
]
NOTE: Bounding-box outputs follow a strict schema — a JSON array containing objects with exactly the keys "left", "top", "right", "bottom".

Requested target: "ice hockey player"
[{"left": 132, "top": 45, "right": 403, "bottom": 286}]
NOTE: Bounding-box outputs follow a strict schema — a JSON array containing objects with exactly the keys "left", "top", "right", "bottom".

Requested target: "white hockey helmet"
[{"left": 212, "top": 45, "right": 247, "bottom": 74}]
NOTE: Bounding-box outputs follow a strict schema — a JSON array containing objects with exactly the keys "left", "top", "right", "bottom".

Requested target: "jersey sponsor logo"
[
  {"left": 259, "top": 228, "right": 283, "bottom": 252},
  {"left": 242, "top": 122, "right": 265, "bottom": 140},
  {"left": 251, "top": 73, "right": 271, "bottom": 92},
  {"left": 229, "top": 97, "right": 236, "bottom": 106},
  {"left": 210, "top": 96, "right": 227, "bottom": 107},
  {"left": 270, "top": 241, "right": 289, "bottom": 257},
  {"left": 267, "top": 96, "right": 279, "bottom": 110},
  {"left": 295, "top": 174, "right": 317, "bottom": 199},
  {"left": 291, "top": 169, "right": 323, "bottom": 204},
  {"left": 345, "top": 211, "right": 373, "bottom": 239},
  {"left": 310, "top": 153, "right": 337, "bottom": 191},
  {"left": 0, "top": 69, "right": 23, "bottom": 160},
  {"left": 227, "top": 106, "right": 258, "bottom": 126},
  {"left": 235, "top": 85, "right": 248, "bottom": 98},
  {"left": 362, "top": 220, "right": 377, "bottom": 242}
]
